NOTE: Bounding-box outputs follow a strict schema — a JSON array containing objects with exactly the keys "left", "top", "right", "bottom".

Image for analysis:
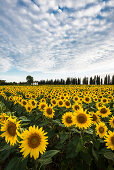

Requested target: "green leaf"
[
  {"left": 92, "top": 147, "right": 98, "bottom": 161},
  {"left": 5, "top": 157, "right": 27, "bottom": 170},
  {"left": 19, "top": 116, "right": 30, "bottom": 122},
  {"left": 52, "top": 119, "right": 64, "bottom": 127},
  {"left": 41, "top": 150, "right": 60, "bottom": 159},
  {"left": 104, "top": 151, "right": 114, "bottom": 161}
]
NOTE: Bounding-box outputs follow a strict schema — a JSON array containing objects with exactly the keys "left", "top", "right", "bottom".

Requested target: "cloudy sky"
[{"left": 0, "top": 0, "right": 114, "bottom": 82}]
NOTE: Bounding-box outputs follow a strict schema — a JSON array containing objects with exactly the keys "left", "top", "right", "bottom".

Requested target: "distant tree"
[
  {"left": 112, "top": 75, "right": 114, "bottom": 85},
  {"left": 108, "top": 75, "right": 110, "bottom": 85},
  {"left": 104, "top": 75, "right": 108, "bottom": 85},
  {"left": 90, "top": 77, "right": 93, "bottom": 85},
  {"left": 101, "top": 78, "right": 103, "bottom": 85},
  {"left": 77, "top": 78, "right": 81, "bottom": 85},
  {"left": 66, "top": 78, "right": 71, "bottom": 85},
  {"left": 26, "top": 75, "right": 33, "bottom": 85}
]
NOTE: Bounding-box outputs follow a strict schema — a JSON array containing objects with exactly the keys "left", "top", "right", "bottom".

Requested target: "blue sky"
[{"left": 0, "top": 0, "right": 114, "bottom": 82}]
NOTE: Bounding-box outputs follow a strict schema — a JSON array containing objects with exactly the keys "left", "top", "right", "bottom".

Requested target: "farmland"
[{"left": 0, "top": 85, "right": 114, "bottom": 170}]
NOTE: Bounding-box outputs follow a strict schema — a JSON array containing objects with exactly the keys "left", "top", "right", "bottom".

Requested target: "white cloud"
[{"left": 0, "top": 0, "right": 114, "bottom": 79}]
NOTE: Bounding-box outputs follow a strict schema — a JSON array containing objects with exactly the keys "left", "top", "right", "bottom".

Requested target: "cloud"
[{"left": 0, "top": 0, "right": 114, "bottom": 78}]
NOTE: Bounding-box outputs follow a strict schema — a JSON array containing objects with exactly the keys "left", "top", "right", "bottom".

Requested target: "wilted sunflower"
[
  {"left": 0, "top": 113, "right": 9, "bottom": 125},
  {"left": 62, "top": 112, "right": 74, "bottom": 127},
  {"left": 104, "top": 131, "right": 114, "bottom": 150},
  {"left": 20, "top": 125, "right": 48, "bottom": 159},
  {"left": 43, "top": 105, "right": 54, "bottom": 118},
  {"left": 73, "top": 109, "right": 92, "bottom": 129},
  {"left": 1, "top": 117, "right": 21, "bottom": 145},
  {"left": 109, "top": 116, "right": 114, "bottom": 128},
  {"left": 97, "top": 106, "right": 111, "bottom": 118},
  {"left": 89, "top": 112, "right": 100, "bottom": 125},
  {"left": 96, "top": 122, "right": 107, "bottom": 138}
]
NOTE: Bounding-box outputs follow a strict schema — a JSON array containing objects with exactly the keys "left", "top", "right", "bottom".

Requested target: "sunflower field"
[{"left": 0, "top": 85, "right": 114, "bottom": 170}]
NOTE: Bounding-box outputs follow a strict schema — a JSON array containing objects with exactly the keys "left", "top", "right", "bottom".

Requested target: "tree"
[
  {"left": 26, "top": 75, "right": 33, "bottom": 85},
  {"left": 112, "top": 75, "right": 114, "bottom": 85}
]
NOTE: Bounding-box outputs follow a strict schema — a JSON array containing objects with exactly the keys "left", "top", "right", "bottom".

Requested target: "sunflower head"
[
  {"left": 43, "top": 105, "right": 54, "bottom": 118},
  {"left": 0, "top": 113, "right": 9, "bottom": 125},
  {"left": 73, "top": 109, "right": 92, "bottom": 129},
  {"left": 89, "top": 112, "right": 100, "bottom": 125},
  {"left": 64, "top": 100, "right": 71, "bottom": 108},
  {"left": 109, "top": 116, "right": 114, "bottom": 128},
  {"left": 96, "top": 122, "right": 107, "bottom": 138},
  {"left": 97, "top": 106, "right": 111, "bottom": 118},
  {"left": 62, "top": 112, "right": 74, "bottom": 127},
  {"left": 1, "top": 117, "right": 21, "bottom": 145},
  {"left": 20, "top": 125, "right": 48, "bottom": 159},
  {"left": 104, "top": 131, "right": 114, "bottom": 150}
]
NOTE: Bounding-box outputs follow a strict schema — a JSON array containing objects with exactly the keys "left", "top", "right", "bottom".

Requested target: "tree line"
[
  {"left": 0, "top": 74, "right": 114, "bottom": 85},
  {"left": 38, "top": 74, "right": 114, "bottom": 85}
]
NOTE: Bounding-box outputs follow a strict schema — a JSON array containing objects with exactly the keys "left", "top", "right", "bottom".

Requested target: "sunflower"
[
  {"left": 104, "top": 131, "right": 114, "bottom": 150},
  {"left": 25, "top": 104, "right": 32, "bottom": 113},
  {"left": 96, "top": 102, "right": 104, "bottom": 109},
  {"left": 0, "top": 113, "right": 9, "bottom": 125},
  {"left": 72, "top": 103, "right": 82, "bottom": 112},
  {"left": 64, "top": 100, "right": 71, "bottom": 108},
  {"left": 57, "top": 100, "right": 64, "bottom": 107},
  {"left": 39, "top": 102, "right": 47, "bottom": 111},
  {"left": 62, "top": 112, "right": 74, "bottom": 127},
  {"left": 96, "top": 122, "right": 107, "bottom": 138},
  {"left": 43, "top": 105, "right": 54, "bottom": 118},
  {"left": 101, "top": 97, "right": 108, "bottom": 104},
  {"left": 83, "top": 96, "right": 91, "bottom": 104},
  {"left": 73, "top": 109, "right": 92, "bottom": 129},
  {"left": 51, "top": 99, "right": 57, "bottom": 106},
  {"left": 29, "top": 99, "right": 37, "bottom": 109},
  {"left": 21, "top": 99, "right": 27, "bottom": 107},
  {"left": 20, "top": 125, "right": 48, "bottom": 159},
  {"left": 97, "top": 106, "right": 111, "bottom": 118},
  {"left": 109, "top": 116, "right": 114, "bottom": 128},
  {"left": 1, "top": 117, "right": 21, "bottom": 146},
  {"left": 89, "top": 112, "right": 100, "bottom": 125},
  {"left": 73, "top": 96, "right": 80, "bottom": 102}
]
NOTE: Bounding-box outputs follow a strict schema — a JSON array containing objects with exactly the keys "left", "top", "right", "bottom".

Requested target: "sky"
[{"left": 0, "top": 0, "right": 114, "bottom": 82}]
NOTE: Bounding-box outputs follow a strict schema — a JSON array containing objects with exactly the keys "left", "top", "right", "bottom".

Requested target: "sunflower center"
[
  {"left": 7, "top": 122, "right": 16, "bottom": 136},
  {"left": 85, "top": 97, "right": 89, "bottom": 101},
  {"left": 75, "top": 97, "right": 78, "bottom": 101},
  {"left": 111, "top": 136, "right": 114, "bottom": 145},
  {"left": 32, "top": 101, "right": 35, "bottom": 105},
  {"left": 28, "top": 107, "right": 31, "bottom": 110},
  {"left": 28, "top": 134, "right": 41, "bottom": 148},
  {"left": 74, "top": 105, "right": 79, "bottom": 110},
  {"left": 66, "top": 116, "right": 72, "bottom": 124},
  {"left": 53, "top": 100, "right": 56, "bottom": 104},
  {"left": 103, "top": 99, "right": 106, "bottom": 102},
  {"left": 65, "top": 101, "right": 70, "bottom": 106},
  {"left": 41, "top": 104, "right": 45, "bottom": 110},
  {"left": 77, "top": 114, "right": 87, "bottom": 124},
  {"left": 100, "top": 108, "right": 107, "bottom": 114},
  {"left": 59, "top": 101, "right": 63, "bottom": 105},
  {"left": 99, "top": 127, "right": 104, "bottom": 133},
  {"left": 47, "top": 108, "right": 52, "bottom": 115},
  {"left": 23, "top": 101, "right": 26, "bottom": 105},
  {"left": 92, "top": 114, "right": 97, "bottom": 121}
]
